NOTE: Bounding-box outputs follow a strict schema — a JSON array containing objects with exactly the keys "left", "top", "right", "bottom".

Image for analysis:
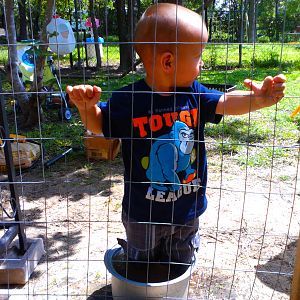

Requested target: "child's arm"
[
  {"left": 66, "top": 85, "right": 103, "bottom": 134},
  {"left": 215, "top": 74, "right": 286, "bottom": 115}
]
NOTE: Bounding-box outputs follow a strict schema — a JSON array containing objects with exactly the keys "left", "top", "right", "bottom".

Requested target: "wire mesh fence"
[{"left": 0, "top": 0, "right": 299, "bottom": 299}]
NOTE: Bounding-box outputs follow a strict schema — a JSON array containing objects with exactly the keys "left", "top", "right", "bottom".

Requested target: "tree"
[
  {"left": 18, "top": 0, "right": 28, "bottom": 41},
  {"left": 89, "top": 0, "right": 102, "bottom": 69},
  {"left": 238, "top": 0, "right": 245, "bottom": 66},
  {"left": 27, "top": 0, "right": 55, "bottom": 128},
  {"left": 4, "top": 0, "right": 31, "bottom": 125},
  {"left": 202, "top": 0, "right": 214, "bottom": 31},
  {"left": 207, "top": 0, "right": 216, "bottom": 41},
  {"left": 115, "top": 0, "right": 136, "bottom": 72},
  {"left": 247, "top": 0, "right": 256, "bottom": 43},
  {"left": 4, "top": 0, "right": 56, "bottom": 129},
  {"left": 32, "top": 0, "right": 42, "bottom": 40},
  {"left": 274, "top": 0, "right": 280, "bottom": 41}
]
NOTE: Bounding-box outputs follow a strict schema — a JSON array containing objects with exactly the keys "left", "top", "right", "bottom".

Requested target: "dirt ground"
[{"left": 0, "top": 144, "right": 299, "bottom": 299}]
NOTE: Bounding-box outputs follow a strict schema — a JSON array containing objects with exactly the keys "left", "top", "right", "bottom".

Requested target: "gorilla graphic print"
[{"left": 146, "top": 121, "right": 197, "bottom": 192}]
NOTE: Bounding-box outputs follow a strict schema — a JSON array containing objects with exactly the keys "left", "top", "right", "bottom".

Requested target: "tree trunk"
[
  {"left": 247, "top": 0, "right": 256, "bottom": 43},
  {"left": 275, "top": 0, "right": 280, "bottom": 41},
  {"left": 238, "top": 0, "right": 245, "bottom": 66},
  {"left": 89, "top": 0, "right": 102, "bottom": 69},
  {"left": 27, "top": 0, "right": 54, "bottom": 128},
  {"left": 4, "top": 0, "right": 30, "bottom": 124},
  {"left": 74, "top": 0, "right": 82, "bottom": 66},
  {"left": 0, "top": 5, "right": 5, "bottom": 29},
  {"left": 203, "top": 0, "right": 214, "bottom": 26},
  {"left": 18, "top": 0, "right": 28, "bottom": 41},
  {"left": 32, "top": 0, "right": 42, "bottom": 40},
  {"left": 115, "top": 0, "right": 134, "bottom": 72}
]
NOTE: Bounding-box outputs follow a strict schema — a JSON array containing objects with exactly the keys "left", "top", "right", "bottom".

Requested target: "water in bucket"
[
  {"left": 113, "top": 251, "right": 188, "bottom": 283},
  {"left": 105, "top": 246, "right": 196, "bottom": 299}
]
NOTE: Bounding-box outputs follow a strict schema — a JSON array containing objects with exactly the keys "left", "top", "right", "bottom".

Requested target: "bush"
[
  {"left": 257, "top": 35, "right": 271, "bottom": 43},
  {"left": 253, "top": 46, "right": 280, "bottom": 67}
]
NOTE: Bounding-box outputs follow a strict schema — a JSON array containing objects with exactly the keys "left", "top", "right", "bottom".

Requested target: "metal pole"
[
  {"left": 0, "top": 78, "right": 27, "bottom": 255},
  {"left": 74, "top": 0, "right": 81, "bottom": 65}
]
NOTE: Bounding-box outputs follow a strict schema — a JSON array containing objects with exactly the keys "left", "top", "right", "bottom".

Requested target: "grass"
[
  {"left": 202, "top": 43, "right": 300, "bottom": 71},
  {"left": 0, "top": 41, "right": 299, "bottom": 168},
  {"left": 204, "top": 68, "right": 300, "bottom": 167}
]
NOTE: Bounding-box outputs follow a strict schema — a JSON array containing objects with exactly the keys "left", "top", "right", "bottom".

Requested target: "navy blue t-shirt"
[{"left": 100, "top": 79, "right": 223, "bottom": 225}]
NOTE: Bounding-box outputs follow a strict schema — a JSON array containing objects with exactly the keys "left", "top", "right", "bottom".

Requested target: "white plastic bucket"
[
  {"left": 104, "top": 246, "right": 196, "bottom": 300},
  {"left": 86, "top": 37, "right": 104, "bottom": 58}
]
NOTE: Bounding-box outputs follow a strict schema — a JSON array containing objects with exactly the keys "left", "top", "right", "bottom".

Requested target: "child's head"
[{"left": 134, "top": 3, "right": 208, "bottom": 91}]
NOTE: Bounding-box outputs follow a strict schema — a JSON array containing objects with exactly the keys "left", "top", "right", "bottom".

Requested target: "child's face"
[{"left": 174, "top": 43, "right": 205, "bottom": 88}]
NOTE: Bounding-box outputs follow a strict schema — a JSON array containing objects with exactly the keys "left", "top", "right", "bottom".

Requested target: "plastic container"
[
  {"left": 0, "top": 137, "right": 41, "bottom": 172},
  {"left": 17, "top": 42, "right": 35, "bottom": 82},
  {"left": 46, "top": 15, "right": 76, "bottom": 55},
  {"left": 86, "top": 37, "right": 104, "bottom": 58},
  {"left": 104, "top": 246, "right": 196, "bottom": 300},
  {"left": 84, "top": 133, "right": 120, "bottom": 161}
]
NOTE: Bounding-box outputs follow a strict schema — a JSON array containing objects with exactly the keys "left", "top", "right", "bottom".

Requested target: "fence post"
[{"left": 291, "top": 231, "right": 300, "bottom": 300}]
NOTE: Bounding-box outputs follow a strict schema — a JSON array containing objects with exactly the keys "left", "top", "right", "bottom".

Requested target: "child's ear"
[{"left": 160, "top": 52, "right": 174, "bottom": 73}]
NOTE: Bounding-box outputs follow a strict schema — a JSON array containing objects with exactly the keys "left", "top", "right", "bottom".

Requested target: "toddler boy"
[{"left": 67, "top": 3, "right": 286, "bottom": 269}]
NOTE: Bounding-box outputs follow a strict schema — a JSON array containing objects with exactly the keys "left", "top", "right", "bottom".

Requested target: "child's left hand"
[{"left": 244, "top": 74, "right": 286, "bottom": 109}]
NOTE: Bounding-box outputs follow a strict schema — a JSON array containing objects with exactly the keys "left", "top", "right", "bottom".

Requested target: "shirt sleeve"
[
  {"left": 99, "top": 90, "right": 133, "bottom": 139},
  {"left": 195, "top": 81, "right": 223, "bottom": 124}
]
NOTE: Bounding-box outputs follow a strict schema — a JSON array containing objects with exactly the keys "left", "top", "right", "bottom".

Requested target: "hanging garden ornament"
[
  {"left": 46, "top": 15, "right": 76, "bottom": 55},
  {"left": 85, "top": 17, "right": 100, "bottom": 29}
]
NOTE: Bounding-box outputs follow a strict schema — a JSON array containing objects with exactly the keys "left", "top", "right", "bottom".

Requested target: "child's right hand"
[{"left": 66, "top": 85, "right": 102, "bottom": 111}]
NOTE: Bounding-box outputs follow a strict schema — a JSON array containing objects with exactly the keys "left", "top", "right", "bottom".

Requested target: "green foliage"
[
  {"left": 257, "top": 36, "right": 271, "bottom": 43},
  {"left": 22, "top": 111, "right": 85, "bottom": 159},
  {"left": 237, "top": 146, "right": 287, "bottom": 167},
  {"left": 202, "top": 44, "right": 300, "bottom": 71},
  {"left": 1, "top": 27, "right": 299, "bottom": 170},
  {"left": 204, "top": 68, "right": 300, "bottom": 168},
  {"left": 253, "top": 47, "right": 280, "bottom": 68}
]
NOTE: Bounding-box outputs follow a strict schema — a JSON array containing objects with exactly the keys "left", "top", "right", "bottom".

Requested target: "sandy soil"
[{"left": 0, "top": 146, "right": 299, "bottom": 300}]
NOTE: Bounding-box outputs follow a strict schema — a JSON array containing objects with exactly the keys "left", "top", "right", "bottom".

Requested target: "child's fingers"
[
  {"left": 243, "top": 78, "right": 252, "bottom": 89},
  {"left": 66, "top": 85, "right": 79, "bottom": 100},
  {"left": 66, "top": 86, "right": 73, "bottom": 95},
  {"left": 70, "top": 86, "right": 81, "bottom": 100},
  {"left": 66, "top": 85, "right": 101, "bottom": 110},
  {"left": 85, "top": 85, "right": 95, "bottom": 98},
  {"left": 273, "top": 74, "right": 287, "bottom": 83},
  {"left": 82, "top": 85, "right": 101, "bottom": 100},
  {"left": 93, "top": 86, "right": 102, "bottom": 93},
  {"left": 273, "top": 77, "right": 286, "bottom": 100},
  {"left": 261, "top": 76, "right": 273, "bottom": 93},
  {"left": 244, "top": 77, "right": 271, "bottom": 94},
  {"left": 78, "top": 86, "right": 88, "bottom": 100},
  {"left": 274, "top": 82, "right": 286, "bottom": 93},
  {"left": 92, "top": 86, "right": 102, "bottom": 100},
  {"left": 243, "top": 79, "right": 261, "bottom": 92}
]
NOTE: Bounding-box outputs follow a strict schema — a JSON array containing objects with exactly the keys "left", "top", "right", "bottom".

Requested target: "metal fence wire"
[{"left": 0, "top": 0, "right": 299, "bottom": 299}]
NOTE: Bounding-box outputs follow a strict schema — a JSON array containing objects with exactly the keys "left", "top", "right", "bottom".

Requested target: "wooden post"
[{"left": 291, "top": 231, "right": 300, "bottom": 300}]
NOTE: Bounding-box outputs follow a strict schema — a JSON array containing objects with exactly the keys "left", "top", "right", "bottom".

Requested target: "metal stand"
[
  {"left": 0, "top": 78, "right": 45, "bottom": 285},
  {"left": 0, "top": 79, "right": 27, "bottom": 256}
]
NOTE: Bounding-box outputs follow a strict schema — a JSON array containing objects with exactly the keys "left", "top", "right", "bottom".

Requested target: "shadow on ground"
[
  {"left": 87, "top": 284, "right": 113, "bottom": 300},
  {"left": 256, "top": 239, "right": 297, "bottom": 295}
]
